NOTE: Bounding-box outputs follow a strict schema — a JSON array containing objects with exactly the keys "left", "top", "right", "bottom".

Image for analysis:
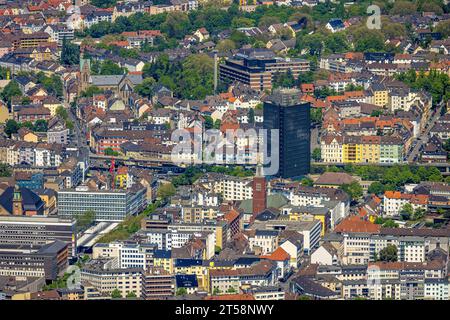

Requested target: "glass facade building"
[{"left": 263, "top": 88, "right": 311, "bottom": 179}]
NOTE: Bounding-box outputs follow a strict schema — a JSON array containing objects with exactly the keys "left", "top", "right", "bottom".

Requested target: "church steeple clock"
[{"left": 12, "top": 185, "right": 23, "bottom": 216}]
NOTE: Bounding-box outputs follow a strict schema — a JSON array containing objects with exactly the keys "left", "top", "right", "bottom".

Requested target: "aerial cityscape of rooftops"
[{"left": 0, "top": 0, "right": 449, "bottom": 302}]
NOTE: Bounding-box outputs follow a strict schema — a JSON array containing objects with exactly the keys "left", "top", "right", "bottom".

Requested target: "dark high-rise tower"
[{"left": 263, "top": 88, "right": 311, "bottom": 179}]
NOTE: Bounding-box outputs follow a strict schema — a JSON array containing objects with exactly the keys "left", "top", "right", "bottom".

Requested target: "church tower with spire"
[
  {"left": 252, "top": 157, "right": 267, "bottom": 221},
  {"left": 79, "top": 58, "right": 91, "bottom": 95}
]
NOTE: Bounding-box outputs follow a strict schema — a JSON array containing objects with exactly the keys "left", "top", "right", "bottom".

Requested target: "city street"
[{"left": 407, "top": 102, "right": 445, "bottom": 163}]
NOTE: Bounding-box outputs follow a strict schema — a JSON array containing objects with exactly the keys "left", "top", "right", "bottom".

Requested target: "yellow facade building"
[
  {"left": 371, "top": 84, "right": 389, "bottom": 107},
  {"left": 342, "top": 136, "right": 362, "bottom": 163},
  {"left": 361, "top": 136, "right": 381, "bottom": 163}
]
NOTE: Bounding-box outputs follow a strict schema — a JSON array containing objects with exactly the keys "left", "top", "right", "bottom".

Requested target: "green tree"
[
  {"left": 56, "top": 105, "right": 69, "bottom": 120},
  {"left": 33, "top": 119, "right": 48, "bottom": 132},
  {"left": 179, "top": 54, "right": 214, "bottom": 99},
  {"left": 76, "top": 210, "right": 95, "bottom": 232},
  {"left": 4, "top": 119, "right": 20, "bottom": 137},
  {"left": 435, "top": 20, "right": 450, "bottom": 38},
  {"left": 213, "top": 119, "right": 221, "bottom": 130},
  {"left": 204, "top": 115, "right": 214, "bottom": 130},
  {"left": 104, "top": 147, "right": 119, "bottom": 156},
  {"left": 1, "top": 81, "right": 21, "bottom": 105},
  {"left": 0, "top": 163, "right": 12, "bottom": 177},
  {"left": 378, "top": 244, "right": 398, "bottom": 262},
  {"left": 444, "top": 139, "right": 450, "bottom": 152},
  {"left": 421, "top": 2, "right": 444, "bottom": 14},
  {"left": 21, "top": 96, "right": 31, "bottom": 105},
  {"left": 135, "top": 77, "right": 156, "bottom": 98},
  {"left": 60, "top": 37, "right": 80, "bottom": 66},
  {"left": 300, "top": 177, "right": 314, "bottom": 186},
  {"left": 297, "top": 71, "right": 314, "bottom": 85},
  {"left": 258, "top": 15, "right": 280, "bottom": 29},
  {"left": 324, "top": 32, "right": 349, "bottom": 54},
  {"left": 274, "top": 70, "right": 295, "bottom": 89},
  {"left": 157, "top": 182, "right": 176, "bottom": 200},
  {"left": 368, "top": 181, "right": 385, "bottom": 195},
  {"left": 36, "top": 72, "right": 63, "bottom": 97},
  {"left": 412, "top": 208, "right": 426, "bottom": 221},
  {"left": 310, "top": 107, "right": 322, "bottom": 124},
  {"left": 99, "top": 60, "right": 125, "bottom": 75},
  {"left": 91, "top": 0, "right": 116, "bottom": 8},
  {"left": 0, "top": 67, "right": 9, "bottom": 80},
  {"left": 231, "top": 17, "right": 255, "bottom": 28},
  {"left": 297, "top": 33, "right": 325, "bottom": 56},
  {"left": 66, "top": 120, "right": 74, "bottom": 131},
  {"left": 161, "top": 12, "right": 191, "bottom": 39},
  {"left": 382, "top": 219, "right": 399, "bottom": 228},
  {"left": 312, "top": 148, "right": 321, "bottom": 161},
  {"left": 126, "top": 291, "right": 137, "bottom": 298},
  {"left": 229, "top": 30, "right": 252, "bottom": 47},
  {"left": 390, "top": 1, "right": 417, "bottom": 15},
  {"left": 351, "top": 27, "right": 385, "bottom": 52},
  {"left": 176, "top": 288, "right": 187, "bottom": 296},
  {"left": 441, "top": 209, "right": 450, "bottom": 219},
  {"left": 81, "top": 86, "right": 103, "bottom": 98},
  {"left": 400, "top": 203, "right": 414, "bottom": 220},
  {"left": 216, "top": 39, "right": 236, "bottom": 53},
  {"left": 370, "top": 110, "right": 382, "bottom": 117},
  {"left": 111, "top": 289, "right": 122, "bottom": 299},
  {"left": 381, "top": 22, "right": 407, "bottom": 39},
  {"left": 341, "top": 181, "right": 363, "bottom": 201},
  {"left": 227, "top": 287, "right": 237, "bottom": 294}
]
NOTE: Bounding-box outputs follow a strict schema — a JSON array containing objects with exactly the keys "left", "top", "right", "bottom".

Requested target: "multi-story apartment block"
[
  {"left": 4, "top": 141, "right": 63, "bottom": 167},
  {"left": 182, "top": 206, "right": 218, "bottom": 223},
  {"left": 250, "top": 219, "right": 322, "bottom": 254},
  {"left": 367, "top": 258, "right": 447, "bottom": 300},
  {"left": 248, "top": 230, "right": 279, "bottom": 255},
  {"left": 335, "top": 217, "right": 450, "bottom": 265},
  {"left": 141, "top": 229, "right": 193, "bottom": 251},
  {"left": 321, "top": 134, "right": 404, "bottom": 165},
  {"left": 383, "top": 191, "right": 428, "bottom": 216},
  {"left": 195, "top": 173, "right": 253, "bottom": 201},
  {"left": 166, "top": 221, "right": 228, "bottom": 250},
  {"left": 209, "top": 260, "right": 277, "bottom": 294},
  {"left": 379, "top": 136, "right": 403, "bottom": 164}
]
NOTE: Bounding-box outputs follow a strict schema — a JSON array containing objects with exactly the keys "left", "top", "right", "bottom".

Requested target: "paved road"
[
  {"left": 65, "top": 102, "right": 89, "bottom": 156},
  {"left": 407, "top": 102, "right": 444, "bottom": 163}
]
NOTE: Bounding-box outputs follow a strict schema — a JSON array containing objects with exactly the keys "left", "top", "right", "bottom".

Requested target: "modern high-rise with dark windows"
[{"left": 263, "top": 88, "right": 311, "bottom": 179}]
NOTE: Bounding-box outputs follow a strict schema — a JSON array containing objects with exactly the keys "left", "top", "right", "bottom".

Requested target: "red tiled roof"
[
  {"left": 384, "top": 191, "right": 429, "bottom": 205},
  {"left": 334, "top": 216, "right": 381, "bottom": 234},
  {"left": 261, "top": 247, "right": 290, "bottom": 261},
  {"left": 224, "top": 209, "right": 240, "bottom": 223}
]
